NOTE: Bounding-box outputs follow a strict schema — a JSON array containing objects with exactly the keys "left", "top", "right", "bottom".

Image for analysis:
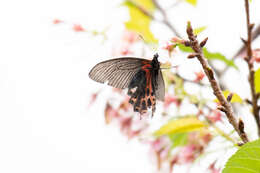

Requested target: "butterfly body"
[{"left": 89, "top": 53, "right": 165, "bottom": 116}]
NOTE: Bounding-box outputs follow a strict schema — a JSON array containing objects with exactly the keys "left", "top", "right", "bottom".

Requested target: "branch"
[
  {"left": 218, "top": 24, "right": 260, "bottom": 76},
  {"left": 152, "top": 0, "right": 181, "bottom": 37},
  {"left": 127, "top": 0, "right": 181, "bottom": 37},
  {"left": 243, "top": 0, "right": 260, "bottom": 136},
  {"left": 184, "top": 22, "right": 249, "bottom": 144}
]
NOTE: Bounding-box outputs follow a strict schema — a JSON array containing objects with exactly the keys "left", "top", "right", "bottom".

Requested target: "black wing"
[
  {"left": 89, "top": 57, "right": 150, "bottom": 89},
  {"left": 155, "top": 69, "right": 165, "bottom": 101}
]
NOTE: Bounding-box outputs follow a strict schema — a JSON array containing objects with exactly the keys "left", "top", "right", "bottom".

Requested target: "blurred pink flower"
[
  {"left": 163, "top": 42, "right": 175, "bottom": 52},
  {"left": 171, "top": 37, "right": 184, "bottom": 44},
  {"left": 202, "top": 132, "right": 212, "bottom": 145},
  {"left": 252, "top": 48, "right": 260, "bottom": 63},
  {"left": 119, "top": 47, "right": 132, "bottom": 56},
  {"left": 178, "top": 144, "right": 197, "bottom": 163},
  {"left": 163, "top": 42, "right": 176, "bottom": 57},
  {"left": 207, "top": 109, "right": 222, "bottom": 123},
  {"left": 73, "top": 24, "right": 85, "bottom": 32},
  {"left": 119, "top": 116, "right": 132, "bottom": 134},
  {"left": 150, "top": 137, "right": 171, "bottom": 170},
  {"left": 87, "top": 91, "right": 99, "bottom": 108},
  {"left": 119, "top": 98, "right": 131, "bottom": 111},
  {"left": 208, "top": 162, "right": 220, "bottom": 173},
  {"left": 104, "top": 103, "right": 119, "bottom": 124},
  {"left": 194, "top": 71, "right": 205, "bottom": 82},
  {"left": 164, "top": 94, "right": 181, "bottom": 108},
  {"left": 53, "top": 19, "right": 63, "bottom": 24},
  {"left": 169, "top": 156, "right": 178, "bottom": 173},
  {"left": 122, "top": 31, "right": 139, "bottom": 44}
]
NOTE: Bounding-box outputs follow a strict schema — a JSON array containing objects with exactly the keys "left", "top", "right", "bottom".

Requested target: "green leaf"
[
  {"left": 154, "top": 116, "right": 206, "bottom": 136},
  {"left": 123, "top": 0, "right": 157, "bottom": 43},
  {"left": 255, "top": 68, "right": 260, "bottom": 93},
  {"left": 177, "top": 44, "right": 194, "bottom": 53},
  {"left": 185, "top": 0, "right": 197, "bottom": 6},
  {"left": 194, "top": 26, "right": 207, "bottom": 35},
  {"left": 175, "top": 44, "right": 238, "bottom": 69},
  {"left": 168, "top": 132, "right": 188, "bottom": 148},
  {"left": 202, "top": 48, "right": 238, "bottom": 69},
  {"left": 214, "top": 90, "right": 243, "bottom": 103},
  {"left": 222, "top": 139, "right": 260, "bottom": 173}
]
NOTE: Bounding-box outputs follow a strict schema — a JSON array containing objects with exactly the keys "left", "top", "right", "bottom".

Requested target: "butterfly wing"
[
  {"left": 89, "top": 57, "right": 150, "bottom": 89},
  {"left": 155, "top": 69, "right": 165, "bottom": 101}
]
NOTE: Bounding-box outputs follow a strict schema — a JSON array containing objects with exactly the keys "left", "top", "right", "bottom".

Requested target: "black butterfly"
[{"left": 89, "top": 53, "right": 165, "bottom": 116}]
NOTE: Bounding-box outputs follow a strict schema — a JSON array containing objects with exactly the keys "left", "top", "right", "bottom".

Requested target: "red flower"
[
  {"left": 194, "top": 71, "right": 205, "bottom": 82},
  {"left": 73, "top": 24, "right": 85, "bottom": 32},
  {"left": 53, "top": 19, "right": 62, "bottom": 24}
]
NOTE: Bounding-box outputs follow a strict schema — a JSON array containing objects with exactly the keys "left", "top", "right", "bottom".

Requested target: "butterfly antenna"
[{"left": 137, "top": 34, "right": 158, "bottom": 52}]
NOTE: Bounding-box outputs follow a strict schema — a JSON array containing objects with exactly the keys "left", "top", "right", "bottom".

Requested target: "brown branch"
[
  {"left": 185, "top": 22, "right": 249, "bottom": 144},
  {"left": 244, "top": 0, "right": 260, "bottom": 137}
]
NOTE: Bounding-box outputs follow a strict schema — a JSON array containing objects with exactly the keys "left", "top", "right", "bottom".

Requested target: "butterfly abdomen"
[{"left": 128, "top": 62, "right": 157, "bottom": 115}]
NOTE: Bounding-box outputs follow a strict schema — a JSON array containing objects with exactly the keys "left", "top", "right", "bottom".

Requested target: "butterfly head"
[{"left": 152, "top": 53, "right": 160, "bottom": 70}]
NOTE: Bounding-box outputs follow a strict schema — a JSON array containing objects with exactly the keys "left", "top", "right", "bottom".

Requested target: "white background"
[{"left": 0, "top": 0, "right": 260, "bottom": 173}]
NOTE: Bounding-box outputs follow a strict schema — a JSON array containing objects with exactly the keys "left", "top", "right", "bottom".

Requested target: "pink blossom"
[
  {"left": 104, "top": 103, "right": 119, "bottom": 124},
  {"left": 53, "top": 19, "right": 62, "bottom": 24},
  {"left": 178, "top": 144, "right": 197, "bottom": 163},
  {"left": 73, "top": 24, "right": 85, "bottom": 32},
  {"left": 150, "top": 137, "right": 171, "bottom": 170},
  {"left": 169, "top": 156, "right": 178, "bottom": 173},
  {"left": 252, "top": 48, "right": 260, "bottom": 63},
  {"left": 207, "top": 110, "right": 222, "bottom": 123},
  {"left": 163, "top": 42, "right": 175, "bottom": 52},
  {"left": 162, "top": 42, "right": 177, "bottom": 57},
  {"left": 119, "top": 47, "right": 132, "bottom": 56},
  {"left": 122, "top": 31, "right": 139, "bottom": 44},
  {"left": 201, "top": 133, "right": 212, "bottom": 145},
  {"left": 171, "top": 37, "right": 184, "bottom": 44},
  {"left": 194, "top": 71, "right": 205, "bottom": 82},
  {"left": 119, "top": 116, "right": 132, "bottom": 134},
  {"left": 208, "top": 162, "right": 220, "bottom": 173},
  {"left": 87, "top": 91, "right": 99, "bottom": 107},
  {"left": 164, "top": 94, "right": 181, "bottom": 108}
]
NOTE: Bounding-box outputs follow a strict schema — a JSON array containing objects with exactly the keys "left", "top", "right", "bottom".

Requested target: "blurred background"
[{"left": 0, "top": 0, "right": 260, "bottom": 173}]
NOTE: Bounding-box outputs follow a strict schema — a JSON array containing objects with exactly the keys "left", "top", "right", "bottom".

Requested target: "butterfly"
[{"left": 89, "top": 53, "right": 165, "bottom": 116}]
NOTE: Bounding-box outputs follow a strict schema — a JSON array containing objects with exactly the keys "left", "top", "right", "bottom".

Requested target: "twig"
[
  {"left": 185, "top": 22, "right": 249, "bottom": 143},
  {"left": 175, "top": 73, "right": 209, "bottom": 87},
  {"left": 128, "top": 0, "right": 181, "bottom": 37},
  {"left": 219, "top": 24, "right": 260, "bottom": 76},
  {"left": 206, "top": 118, "right": 237, "bottom": 145},
  {"left": 152, "top": 0, "right": 181, "bottom": 37},
  {"left": 243, "top": 0, "right": 260, "bottom": 137}
]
